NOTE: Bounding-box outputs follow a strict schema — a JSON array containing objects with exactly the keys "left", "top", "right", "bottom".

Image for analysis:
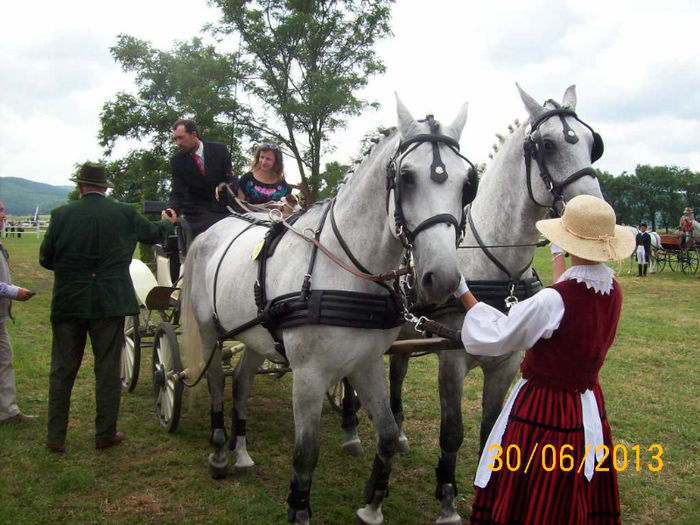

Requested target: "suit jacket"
[
  {"left": 167, "top": 140, "right": 234, "bottom": 216},
  {"left": 39, "top": 193, "right": 174, "bottom": 322},
  {"left": 636, "top": 232, "right": 651, "bottom": 255}
]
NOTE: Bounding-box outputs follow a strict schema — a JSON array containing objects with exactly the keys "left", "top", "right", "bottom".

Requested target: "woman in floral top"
[{"left": 237, "top": 143, "right": 291, "bottom": 205}]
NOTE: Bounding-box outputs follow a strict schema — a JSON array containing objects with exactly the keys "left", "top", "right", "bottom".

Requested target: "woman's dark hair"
[{"left": 251, "top": 143, "right": 284, "bottom": 177}]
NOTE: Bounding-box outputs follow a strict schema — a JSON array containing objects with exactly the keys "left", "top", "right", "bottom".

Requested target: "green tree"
[
  {"left": 211, "top": 0, "right": 393, "bottom": 202},
  {"left": 316, "top": 161, "right": 349, "bottom": 199},
  {"left": 99, "top": 35, "right": 251, "bottom": 202}
]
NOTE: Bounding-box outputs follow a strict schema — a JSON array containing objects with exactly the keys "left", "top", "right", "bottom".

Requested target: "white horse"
[
  {"left": 180, "top": 97, "right": 476, "bottom": 524},
  {"left": 339, "top": 85, "right": 606, "bottom": 524},
  {"left": 626, "top": 225, "right": 660, "bottom": 273}
]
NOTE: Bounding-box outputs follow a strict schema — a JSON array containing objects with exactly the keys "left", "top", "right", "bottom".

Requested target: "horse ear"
[
  {"left": 516, "top": 83, "right": 545, "bottom": 124},
  {"left": 446, "top": 101, "right": 469, "bottom": 140},
  {"left": 395, "top": 93, "right": 417, "bottom": 137},
  {"left": 562, "top": 85, "right": 577, "bottom": 110}
]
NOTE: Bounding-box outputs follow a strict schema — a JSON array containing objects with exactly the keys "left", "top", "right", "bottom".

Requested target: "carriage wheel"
[
  {"left": 668, "top": 252, "right": 680, "bottom": 272},
  {"left": 681, "top": 248, "right": 699, "bottom": 274},
  {"left": 152, "top": 322, "right": 183, "bottom": 433},
  {"left": 655, "top": 251, "right": 666, "bottom": 273},
  {"left": 120, "top": 314, "right": 141, "bottom": 392}
]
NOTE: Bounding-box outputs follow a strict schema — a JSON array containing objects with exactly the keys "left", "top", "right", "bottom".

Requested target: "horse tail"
[{"left": 180, "top": 240, "right": 203, "bottom": 381}]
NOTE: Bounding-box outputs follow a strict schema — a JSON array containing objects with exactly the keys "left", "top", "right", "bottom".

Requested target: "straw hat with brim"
[
  {"left": 70, "top": 162, "right": 113, "bottom": 188},
  {"left": 536, "top": 195, "right": 635, "bottom": 262}
]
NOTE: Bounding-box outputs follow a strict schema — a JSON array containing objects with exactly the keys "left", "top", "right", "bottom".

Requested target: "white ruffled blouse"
[{"left": 462, "top": 263, "right": 616, "bottom": 487}]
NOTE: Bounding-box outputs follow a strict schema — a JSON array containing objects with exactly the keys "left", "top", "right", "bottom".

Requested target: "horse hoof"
[
  {"left": 343, "top": 438, "right": 365, "bottom": 457},
  {"left": 291, "top": 508, "right": 310, "bottom": 525},
  {"left": 397, "top": 433, "right": 410, "bottom": 454},
  {"left": 436, "top": 513, "right": 462, "bottom": 525},
  {"left": 208, "top": 452, "right": 228, "bottom": 479},
  {"left": 356, "top": 505, "right": 384, "bottom": 525}
]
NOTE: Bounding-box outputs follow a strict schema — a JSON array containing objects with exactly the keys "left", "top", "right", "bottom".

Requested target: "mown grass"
[{"left": 0, "top": 236, "right": 697, "bottom": 524}]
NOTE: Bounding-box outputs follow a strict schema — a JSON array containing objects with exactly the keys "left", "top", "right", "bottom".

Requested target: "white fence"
[{"left": 1, "top": 221, "right": 49, "bottom": 238}]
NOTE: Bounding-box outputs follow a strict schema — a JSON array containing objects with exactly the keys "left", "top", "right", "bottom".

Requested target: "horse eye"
[
  {"left": 543, "top": 139, "right": 555, "bottom": 151},
  {"left": 401, "top": 170, "right": 414, "bottom": 184}
]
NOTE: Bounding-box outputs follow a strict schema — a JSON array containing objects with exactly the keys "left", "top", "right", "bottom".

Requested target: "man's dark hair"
[{"left": 172, "top": 119, "right": 198, "bottom": 136}]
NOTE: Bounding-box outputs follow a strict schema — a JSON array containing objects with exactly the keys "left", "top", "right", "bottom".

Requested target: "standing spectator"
[
  {"left": 40, "top": 163, "right": 174, "bottom": 452},
  {"left": 635, "top": 222, "right": 651, "bottom": 276},
  {"left": 456, "top": 195, "right": 634, "bottom": 525},
  {"left": 679, "top": 206, "right": 695, "bottom": 249},
  {"left": 0, "top": 200, "right": 36, "bottom": 424},
  {"left": 161, "top": 119, "right": 238, "bottom": 239}
]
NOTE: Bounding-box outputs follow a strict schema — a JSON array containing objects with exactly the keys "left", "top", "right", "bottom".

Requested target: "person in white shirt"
[{"left": 455, "top": 195, "right": 635, "bottom": 525}]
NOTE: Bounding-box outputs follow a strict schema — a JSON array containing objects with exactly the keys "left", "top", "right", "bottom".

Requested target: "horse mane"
[
  {"left": 332, "top": 126, "right": 398, "bottom": 198},
  {"left": 486, "top": 118, "right": 522, "bottom": 163}
]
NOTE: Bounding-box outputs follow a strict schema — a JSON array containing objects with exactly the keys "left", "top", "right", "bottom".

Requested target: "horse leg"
[
  {"left": 340, "top": 377, "right": 364, "bottom": 457},
  {"left": 389, "top": 353, "right": 411, "bottom": 453},
  {"left": 479, "top": 351, "right": 520, "bottom": 452},
  {"left": 286, "top": 366, "right": 327, "bottom": 524},
  {"left": 434, "top": 350, "right": 468, "bottom": 525},
  {"left": 206, "top": 347, "right": 229, "bottom": 479},
  {"left": 230, "top": 348, "right": 265, "bottom": 469},
  {"left": 351, "top": 358, "right": 399, "bottom": 525}
]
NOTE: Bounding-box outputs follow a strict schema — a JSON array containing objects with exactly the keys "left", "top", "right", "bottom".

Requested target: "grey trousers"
[
  {"left": 0, "top": 321, "right": 20, "bottom": 421},
  {"left": 47, "top": 317, "right": 124, "bottom": 445}
]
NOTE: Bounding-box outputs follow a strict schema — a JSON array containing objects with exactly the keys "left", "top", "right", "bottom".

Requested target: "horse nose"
[{"left": 420, "top": 269, "right": 460, "bottom": 302}]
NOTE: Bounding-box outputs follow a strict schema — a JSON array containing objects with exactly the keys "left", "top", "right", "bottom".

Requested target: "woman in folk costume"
[{"left": 455, "top": 195, "right": 635, "bottom": 525}]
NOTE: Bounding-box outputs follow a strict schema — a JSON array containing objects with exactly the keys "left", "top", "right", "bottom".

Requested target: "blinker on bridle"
[
  {"left": 387, "top": 115, "right": 477, "bottom": 248},
  {"left": 524, "top": 100, "right": 603, "bottom": 213}
]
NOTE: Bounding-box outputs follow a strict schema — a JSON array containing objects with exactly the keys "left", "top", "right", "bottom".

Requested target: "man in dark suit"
[
  {"left": 161, "top": 119, "right": 238, "bottom": 239},
  {"left": 40, "top": 163, "right": 174, "bottom": 452},
  {"left": 635, "top": 222, "right": 651, "bottom": 277}
]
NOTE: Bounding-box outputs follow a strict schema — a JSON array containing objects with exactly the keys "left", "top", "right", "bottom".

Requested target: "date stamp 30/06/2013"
[{"left": 487, "top": 443, "right": 664, "bottom": 473}]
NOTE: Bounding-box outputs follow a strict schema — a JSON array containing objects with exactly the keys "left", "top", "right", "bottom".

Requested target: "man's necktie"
[{"left": 191, "top": 152, "right": 205, "bottom": 176}]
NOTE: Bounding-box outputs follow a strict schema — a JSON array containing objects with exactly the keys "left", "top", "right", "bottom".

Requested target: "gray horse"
[
  {"left": 179, "top": 97, "right": 475, "bottom": 524},
  {"left": 337, "top": 85, "right": 606, "bottom": 524}
]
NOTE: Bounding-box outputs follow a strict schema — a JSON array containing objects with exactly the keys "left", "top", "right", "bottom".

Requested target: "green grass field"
[{"left": 0, "top": 236, "right": 698, "bottom": 524}]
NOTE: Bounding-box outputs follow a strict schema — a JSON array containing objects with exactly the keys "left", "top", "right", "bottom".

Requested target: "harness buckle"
[
  {"left": 269, "top": 208, "right": 283, "bottom": 223},
  {"left": 505, "top": 283, "right": 518, "bottom": 309}
]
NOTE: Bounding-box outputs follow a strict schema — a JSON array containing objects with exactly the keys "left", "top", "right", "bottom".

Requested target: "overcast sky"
[{"left": 1, "top": 0, "right": 698, "bottom": 188}]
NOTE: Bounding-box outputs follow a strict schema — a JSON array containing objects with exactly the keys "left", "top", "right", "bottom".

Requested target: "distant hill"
[{"left": 0, "top": 177, "right": 72, "bottom": 216}]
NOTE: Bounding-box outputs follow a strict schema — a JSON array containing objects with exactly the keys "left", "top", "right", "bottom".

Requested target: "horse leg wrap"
[
  {"left": 390, "top": 396, "right": 404, "bottom": 426},
  {"left": 341, "top": 388, "right": 359, "bottom": 430},
  {"left": 210, "top": 409, "right": 228, "bottom": 447},
  {"left": 363, "top": 454, "right": 391, "bottom": 504},
  {"left": 286, "top": 476, "right": 312, "bottom": 522},
  {"left": 434, "top": 454, "right": 458, "bottom": 500},
  {"left": 229, "top": 409, "right": 246, "bottom": 450}
]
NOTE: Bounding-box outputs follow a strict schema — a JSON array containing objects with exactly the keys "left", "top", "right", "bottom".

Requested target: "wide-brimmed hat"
[
  {"left": 70, "top": 162, "right": 113, "bottom": 188},
  {"left": 536, "top": 195, "right": 635, "bottom": 262}
]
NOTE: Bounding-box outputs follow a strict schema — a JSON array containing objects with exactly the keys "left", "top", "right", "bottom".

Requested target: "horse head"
[
  {"left": 389, "top": 95, "right": 476, "bottom": 303},
  {"left": 517, "top": 84, "right": 603, "bottom": 215}
]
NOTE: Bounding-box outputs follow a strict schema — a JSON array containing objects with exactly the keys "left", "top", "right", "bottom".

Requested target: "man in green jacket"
[{"left": 40, "top": 163, "right": 174, "bottom": 452}]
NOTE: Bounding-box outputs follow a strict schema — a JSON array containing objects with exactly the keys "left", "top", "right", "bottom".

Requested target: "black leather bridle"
[
  {"left": 386, "top": 115, "right": 477, "bottom": 249},
  {"left": 524, "top": 101, "right": 603, "bottom": 213}
]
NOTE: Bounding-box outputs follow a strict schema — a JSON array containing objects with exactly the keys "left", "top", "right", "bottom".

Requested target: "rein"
[{"left": 268, "top": 206, "right": 411, "bottom": 284}]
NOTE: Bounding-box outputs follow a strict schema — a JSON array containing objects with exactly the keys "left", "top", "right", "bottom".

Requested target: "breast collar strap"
[{"left": 524, "top": 106, "right": 598, "bottom": 210}]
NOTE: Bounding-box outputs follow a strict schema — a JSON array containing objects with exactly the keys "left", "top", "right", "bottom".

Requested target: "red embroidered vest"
[{"left": 520, "top": 278, "right": 622, "bottom": 392}]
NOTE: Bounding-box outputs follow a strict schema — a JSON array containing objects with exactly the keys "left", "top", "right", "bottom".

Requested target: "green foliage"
[
  {"left": 211, "top": 0, "right": 393, "bottom": 201},
  {"left": 598, "top": 166, "right": 700, "bottom": 231},
  {"left": 99, "top": 35, "right": 251, "bottom": 203},
  {"left": 315, "top": 160, "right": 349, "bottom": 199}
]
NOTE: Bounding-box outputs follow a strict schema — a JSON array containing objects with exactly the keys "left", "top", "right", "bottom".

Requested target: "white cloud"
[{"left": 1, "top": 0, "right": 698, "bottom": 188}]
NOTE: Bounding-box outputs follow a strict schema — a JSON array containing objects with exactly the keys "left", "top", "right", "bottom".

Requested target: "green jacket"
[{"left": 40, "top": 193, "right": 175, "bottom": 322}]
